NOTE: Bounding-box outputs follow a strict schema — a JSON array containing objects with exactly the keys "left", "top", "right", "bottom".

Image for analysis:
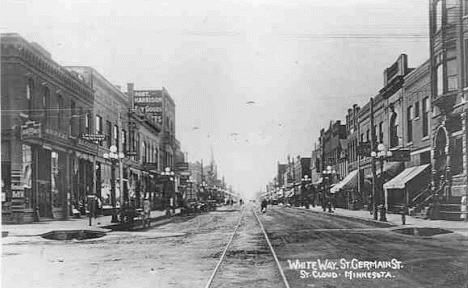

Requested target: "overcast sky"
[{"left": 1, "top": 0, "right": 429, "bottom": 198}]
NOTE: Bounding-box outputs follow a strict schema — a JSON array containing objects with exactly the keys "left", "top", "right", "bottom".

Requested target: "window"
[
  {"left": 451, "top": 137, "right": 463, "bottom": 175},
  {"left": 465, "top": 0, "right": 468, "bottom": 16},
  {"left": 42, "top": 86, "right": 50, "bottom": 126},
  {"left": 70, "top": 101, "right": 76, "bottom": 136},
  {"left": 366, "top": 130, "right": 370, "bottom": 142},
  {"left": 390, "top": 113, "right": 399, "bottom": 148},
  {"left": 57, "top": 95, "right": 63, "bottom": 130},
  {"left": 122, "top": 129, "right": 127, "bottom": 153},
  {"left": 79, "top": 107, "right": 84, "bottom": 135},
  {"left": 437, "top": 63, "right": 444, "bottom": 95},
  {"left": 446, "top": 0, "right": 458, "bottom": 25},
  {"left": 26, "top": 78, "right": 34, "bottom": 116},
  {"left": 106, "top": 121, "right": 112, "bottom": 147},
  {"left": 423, "top": 97, "right": 430, "bottom": 137},
  {"left": 435, "top": 0, "right": 442, "bottom": 31},
  {"left": 407, "top": 106, "right": 413, "bottom": 143},
  {"left": 360, "top": 133, "right": 364, "bottom": 143},
  {"left": 113, "top": 125, "right": 119, "bottom": 148},
  {"left": 379, "top": 122, "right": 383, "bottom": 143},
  {"left": 465, "top": 39, "right": 468, "bottom": 88},
  {"left": 142, "top": 141, "right": 146, "bottom": 163},
  {"left": 85, "top": 112, "right": 91, "bottom": 134},
  {"left": 414, "top": 101, "right": 420, "bottom": 118},
  {"left": 95, "top": 115, "right": 103, "bottom": 145},
  {"left": 447, "top": 58, "right": 458, "bottom": 91}
]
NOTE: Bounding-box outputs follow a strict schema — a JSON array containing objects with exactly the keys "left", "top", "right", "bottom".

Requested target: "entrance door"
[{"left": 37, "top": 180, "right": 52, "bottom": 218}]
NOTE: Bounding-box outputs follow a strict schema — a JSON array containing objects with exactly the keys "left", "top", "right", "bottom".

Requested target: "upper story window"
[
  {"left": 436, "top": 53, "right": 444, "bottom": 96},
  {"left": 435, "top": 0, "right": 442, "bottom": 31},
  {"left": 390, "top": 112, "right": 399, "bottom": 148},
  {"left": 464, "top": 39, "right": 468, "bottom": 88},
  {"left": 106, "top": 120, "right": 112, "bottom": 147},
  {"left": 407, "top": 106, "right": 413, "bottom": 143},
  {"left": 85, "top": 112, "right": 91, "bottom": 134},
  {"left": 26, "top": 78, "right": 34, "bottom": 116},
  {"left": 42, "top": 85, "right": 50, "bottom": 126},
  {"left": 414, "top": 100, "right": 420, "bottom": 118},
  {"left": 122, "top": 129, "right": 127, "bottom": 153},
  {"left": 57, "top": 95, "right": 63, "bottom": 130},
  {"left": 378, "top": 122, "right": 384, "bottom": 143},
  {"left": 113, "top": 125, "right": 119, "bottom": 148},
  {"left": 447, "top": 57, "right": 458, "bottom": 91},
  {"left": 70, "top": 100, "right": 76, "bottom": 136},
  {"left": 422, "top": 97, "right": 430, "bottom": 137},
  {"left": 446, "top": 0, "right": 458, "bottom": 25}
]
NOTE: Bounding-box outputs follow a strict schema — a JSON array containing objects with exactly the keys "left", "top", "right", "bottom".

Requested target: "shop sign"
[
  {"left": 21, "top": 121, "right": 41, "bottom": 140},
  {"left": 81, "top": 133, "right": 106, "bottom": 141},
  {"left": 175, "top": 162, "right": 189, "bottom": 171},
  {"left": 133, "top": 90, "right": 163, "bottom": 124},
  {"left": 44, "top": 128, "right": 68, "bottom": 142}
]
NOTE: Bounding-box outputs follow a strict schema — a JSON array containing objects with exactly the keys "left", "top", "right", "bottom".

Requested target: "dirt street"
[
  {"left": 259, "top": 206, "right": 468, "bottom": 288},
  {"left": 2, "top": 208, "right": 242, "bottom": 288}
]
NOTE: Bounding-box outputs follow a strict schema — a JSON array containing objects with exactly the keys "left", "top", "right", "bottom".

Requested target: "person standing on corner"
[{"left": 261, "top": 198, "right": 268, "bottom": 213}]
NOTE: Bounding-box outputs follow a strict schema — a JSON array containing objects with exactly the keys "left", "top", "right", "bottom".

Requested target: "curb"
[{"left": 289, "top": 206, "right": 396, "bottom": 228}]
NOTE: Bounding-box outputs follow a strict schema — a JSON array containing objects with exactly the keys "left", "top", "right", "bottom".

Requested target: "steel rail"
[
  {"left": 204, "top": 206, "right": 246, "bottom": 288},
  {"left": 253, "top": 207, "right": 291, "bottom": 288}
]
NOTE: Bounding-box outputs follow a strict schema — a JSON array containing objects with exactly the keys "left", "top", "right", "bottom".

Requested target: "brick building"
[{"left": 1, "top": 33, "right": 95, "bottom": 223}]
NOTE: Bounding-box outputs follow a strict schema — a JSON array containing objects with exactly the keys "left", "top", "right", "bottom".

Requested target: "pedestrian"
[
  {"left": 261, "top": 198, "right": 267, "bottom": 213},
  {"left": 401, "top": 205, "right": 408, "bottom": 225}
]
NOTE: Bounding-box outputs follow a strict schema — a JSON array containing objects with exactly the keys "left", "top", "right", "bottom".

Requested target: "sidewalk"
[
  {"left": 1, "top": 209, "right": 181, "bottom": 238},
  {"left": 289, "top": 204, "right": 468, "bottom": 237}
]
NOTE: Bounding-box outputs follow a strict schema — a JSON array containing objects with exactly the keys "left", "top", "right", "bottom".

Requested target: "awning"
[
  {"left": 383, "top": 164, "right": 430, "bottom": 190},
  {"left": 365, "top": 162, "right": 404, "bottom": 179},
  {"left": 330, "top": 169, "right": 359, "bottom": 193},
  {"left": 285, "top": 190, "right": 295, "bottom": 198}
]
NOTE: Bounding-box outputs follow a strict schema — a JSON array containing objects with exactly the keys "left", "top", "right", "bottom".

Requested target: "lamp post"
[
  {"left": 322, "top": 165, "right": 337, "bottom": 213},
  {"left": 370, "top": 143, "right": 392, "bottom": 222},
  {"left": 103, "top": 145, "right": 125, "bottom": 223},
  {"left": 187, "top": 176, "right": 195, "bottom": 202},
  {"left": 161, "top": 167, "right": 175, "bottom": 212},
  {"left": 301, "top": 175, "right": 312, "bottom": 208}
]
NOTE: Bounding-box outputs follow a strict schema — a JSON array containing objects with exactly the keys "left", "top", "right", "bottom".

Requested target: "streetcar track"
[{"left": 205, "top": 205, "right": 290, "bottom": 288}]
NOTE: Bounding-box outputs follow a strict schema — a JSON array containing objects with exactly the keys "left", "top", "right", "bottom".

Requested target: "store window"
[
  {"left": 21, "top": 145, "right": 33, "bottom": 209},
  {"left": 51, "top": 151, "right": 61, "bottom": 208}
]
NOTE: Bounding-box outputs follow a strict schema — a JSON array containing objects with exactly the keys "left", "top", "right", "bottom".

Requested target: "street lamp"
[
  {"left": 103, "top": 145, "right": 125, "bottom": 223},
  {"left": 370, "top": 143, "right": 392, "bottom": 222},
  {"left": 322, "top": 165, "right": 337, "bottom": 213},
  {"left": 161, "top": 167, "right": 175, "bottom": 211},
  {"left": 301, "top": 175, "right": 312, "bottom": 208}
]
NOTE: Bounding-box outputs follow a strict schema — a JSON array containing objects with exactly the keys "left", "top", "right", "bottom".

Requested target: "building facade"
[
  {"left": 2, "top": 33, "right": 95, "bottom": 223},
  {"left": 429, "top": 0, "right": 468, "bottom": 219}
]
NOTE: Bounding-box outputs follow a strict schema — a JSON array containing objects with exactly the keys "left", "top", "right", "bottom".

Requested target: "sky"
[{"left": 1, "top": 0, "right": 430, "bottom": 199}]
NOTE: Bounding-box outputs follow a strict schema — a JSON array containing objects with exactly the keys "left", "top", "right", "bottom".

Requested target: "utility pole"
[
  {"left": 118, "top": 109, "right": 124, "bottom": 207},
  {"left": 370, "top": 97, "right": 378, "bottom": 220},
  {"left": 356, "top": 105, "right": 362, "bottom": 208}
]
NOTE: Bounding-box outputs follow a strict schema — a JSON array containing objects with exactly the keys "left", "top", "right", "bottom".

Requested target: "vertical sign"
[{"left": 133, "top": 90, "right": 163, "bottom": 124}]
